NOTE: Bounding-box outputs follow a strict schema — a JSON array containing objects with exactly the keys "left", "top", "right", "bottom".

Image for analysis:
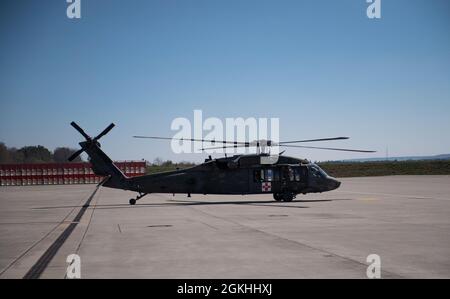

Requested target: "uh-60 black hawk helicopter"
[{"left": 68, "top": 122, "right": 375, "bottom": 205}]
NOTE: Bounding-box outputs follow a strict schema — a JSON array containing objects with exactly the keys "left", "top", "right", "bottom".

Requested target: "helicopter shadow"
[{"left": 34, "top": 198, "right": 352, "bottom": 211}]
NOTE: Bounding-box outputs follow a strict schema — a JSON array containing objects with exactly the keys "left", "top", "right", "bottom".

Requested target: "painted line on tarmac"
[
  {"left": 0, "top": 188, "right": 93, "bottom": 278},
  {"left": 23, "top": 184, "right": 101, "bottom": 279}
]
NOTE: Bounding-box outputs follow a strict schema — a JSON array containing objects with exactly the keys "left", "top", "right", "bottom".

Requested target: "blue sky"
[{"left": 1, "top": 0, "right": 449, "bottom": 162}]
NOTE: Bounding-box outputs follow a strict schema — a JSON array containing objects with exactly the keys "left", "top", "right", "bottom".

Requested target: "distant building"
[{"left": 0, "top": 161, "right": 147, "bottom": 186}]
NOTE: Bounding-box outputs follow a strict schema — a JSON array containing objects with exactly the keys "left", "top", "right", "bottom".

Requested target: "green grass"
[{"left": 318, "top": 160, "right": 450, "bottom": 177}]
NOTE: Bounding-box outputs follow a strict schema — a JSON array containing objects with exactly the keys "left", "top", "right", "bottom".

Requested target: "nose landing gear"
[{"left": 129, "top": 192, "right": 147, "bottom": 205}]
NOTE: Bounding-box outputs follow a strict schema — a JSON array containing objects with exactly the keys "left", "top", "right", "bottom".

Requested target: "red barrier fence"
[{"left": 0, "top": 161, "right": 147, "bottom": 186}]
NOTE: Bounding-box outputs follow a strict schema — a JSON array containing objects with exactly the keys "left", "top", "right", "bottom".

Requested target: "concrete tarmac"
[{"left": 0, "top": 175, "right": 449, "bottom": 278}]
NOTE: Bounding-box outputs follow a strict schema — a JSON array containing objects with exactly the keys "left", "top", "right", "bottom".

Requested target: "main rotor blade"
[
  {"left": 133, "top": 136, "right": 248, "bottom": 145},
  {"left": 94, "top": 123, "right": 115, "bottom": 141},
  {"left": 70, "top": 121, "right": 91, "bottom": 140},
  {"left": 68, "top": 149, "right": 84, "bottom": 161},
  {"left": 279, "top": 137, "right": 349, "bottom": 144},
  {"left": 280, "top": 144, "right": 376, "bottom": 153},
  {"left": 201, "top": 144, "right": 249, "bottom": 151}
]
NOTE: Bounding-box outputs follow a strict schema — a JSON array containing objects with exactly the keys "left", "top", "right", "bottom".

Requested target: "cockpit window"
[
  {"left": 310, "top": 164, "right": 328, "bottom": 178},
  {"left": 319, "top": 167, "right": 328, "bottom": 177}
]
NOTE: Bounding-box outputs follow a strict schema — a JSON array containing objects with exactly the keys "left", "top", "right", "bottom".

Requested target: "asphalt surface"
[{"left": 0, "top": 175, "right": 449, "bottom": 278}]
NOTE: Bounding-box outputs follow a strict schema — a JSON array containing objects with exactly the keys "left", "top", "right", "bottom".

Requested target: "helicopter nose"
[{"left": 329, "top": 178, "right": 341, "bottom": 190}]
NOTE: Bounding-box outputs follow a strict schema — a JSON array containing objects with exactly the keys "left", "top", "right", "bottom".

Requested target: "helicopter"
[{"left": 68, "top": 122, "right": 375, "bottom": 205}]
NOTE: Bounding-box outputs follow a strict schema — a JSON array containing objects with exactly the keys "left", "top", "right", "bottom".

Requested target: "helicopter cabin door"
[
  {"left": 280, "top": 165, "right": 293, "bottom": 192},
  {"left": 279, "top": 165, "right": 308, "bottom": 193},
  {"left": 251, "top": 167, "right": 278, "bottom": 194}
]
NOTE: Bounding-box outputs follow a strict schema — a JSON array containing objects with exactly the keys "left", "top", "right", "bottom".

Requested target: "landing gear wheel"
[
  {"left": 273, "top": 193, "right": 282, "bottom": 202},
  {"left": 129, "top": 192, "right": 148, "bottom": 205},
  {"left": 282, "top": 193, "right": 294, "bottom": 202}
]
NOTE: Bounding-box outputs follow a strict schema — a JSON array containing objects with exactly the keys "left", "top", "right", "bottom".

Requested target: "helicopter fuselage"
[{"left": 119, "top": 154, "right": 341, "bottom": 201}]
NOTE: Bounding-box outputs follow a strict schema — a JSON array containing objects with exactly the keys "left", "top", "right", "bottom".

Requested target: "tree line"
[{"left": 0, "top": 142, "right": 83, "bottom": 164}]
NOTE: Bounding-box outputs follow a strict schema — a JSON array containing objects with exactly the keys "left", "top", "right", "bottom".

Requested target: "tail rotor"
[{"left": 68, "top": 121, "right": 115, "bottom": 161}]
